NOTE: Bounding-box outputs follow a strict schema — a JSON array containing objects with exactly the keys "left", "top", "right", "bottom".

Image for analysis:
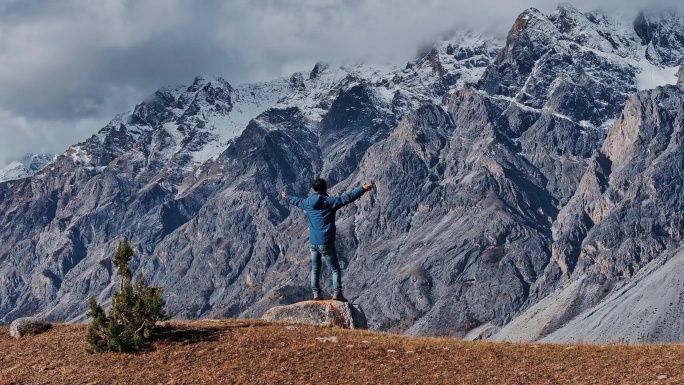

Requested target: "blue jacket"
[{"left": 285, "top": 187, "right": 366, "bottom": 245}]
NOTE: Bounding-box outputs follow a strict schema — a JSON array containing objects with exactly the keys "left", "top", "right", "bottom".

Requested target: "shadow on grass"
[
  {"left": 156, "top": 326, "right": 223, "bottom": 344},
  {"left": 154, "top": 321, "right": 271, "bottom": 344}
]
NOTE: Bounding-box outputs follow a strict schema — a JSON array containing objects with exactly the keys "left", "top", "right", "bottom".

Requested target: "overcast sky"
[{"left": 0, "top": 0, "right": 681, "bottom": 166}]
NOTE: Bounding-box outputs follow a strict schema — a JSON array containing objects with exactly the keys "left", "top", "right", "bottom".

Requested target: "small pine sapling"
[
  {"left": 113, "top": 239, "right": 133, "bottom": 289},
  {"left": 85, "top": 297, "right": 110, "bottom": 353},
  {"left": 86, "top": 239, "right": 166, "bottom": 353}
]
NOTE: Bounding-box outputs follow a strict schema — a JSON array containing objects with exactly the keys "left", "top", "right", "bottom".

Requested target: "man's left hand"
[{"left": 280, "top": 191, "right": 287, "bottom": 198}]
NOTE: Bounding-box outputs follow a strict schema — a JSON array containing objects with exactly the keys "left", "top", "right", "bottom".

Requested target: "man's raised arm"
[
  {"left": 281, "top": 191, "right": 306, "bottom": 209},
  {"left": 330, "top": 183, "right": 374, "bottom": 210}
]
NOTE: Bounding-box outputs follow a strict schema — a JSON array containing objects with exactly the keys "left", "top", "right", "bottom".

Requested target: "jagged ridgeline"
[{"left": 1, "top": 3, "right": 684, "bottom": 342}]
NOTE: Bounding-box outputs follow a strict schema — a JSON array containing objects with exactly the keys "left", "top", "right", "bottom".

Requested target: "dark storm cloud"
[{"left": 0, "top": 0, "right": 682, "bottom": 165}]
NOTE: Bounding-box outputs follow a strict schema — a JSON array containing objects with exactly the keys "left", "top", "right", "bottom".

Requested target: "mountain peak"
[
  {"left": 554, "top": 2, "right": 581, "bottom": 15},
  {"left": 309, "top": 62, "right": 330, "bottom": 80},
  {"left": 634, "top": 9, "right": 684, "bottom": 66},
  {"left": 191, "top": 74, "right": 227, "bottom": 85},
  {"left": 510, "top": 8, "right": 546, "bottom": 35},
  {"left": 0, "top": 153, "right": 55, "bottom": 183},
  {"left": 186, "top": 75, "right": 232, "bottom": 93},
  {"left": 505, "top": 8, "right": 557, "bottom": 51}
]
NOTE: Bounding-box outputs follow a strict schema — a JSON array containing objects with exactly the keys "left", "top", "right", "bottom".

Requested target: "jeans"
[{"left": 310, "top": 243, "right": 342, "bottom": 294}]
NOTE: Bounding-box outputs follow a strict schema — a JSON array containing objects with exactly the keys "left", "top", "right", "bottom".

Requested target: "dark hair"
[{"left": 312, "top": 178, "right": 327, "bottom": 192}]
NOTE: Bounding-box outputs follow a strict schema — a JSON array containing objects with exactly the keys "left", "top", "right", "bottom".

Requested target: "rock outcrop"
[
  {"left": 9, "top": 317, "right": 51, "bottom": 339},
  {"left": 262, "top": 301, "right": 367, "bottom": 329}
]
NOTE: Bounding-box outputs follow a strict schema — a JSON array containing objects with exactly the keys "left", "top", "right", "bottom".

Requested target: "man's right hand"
[
  {"left": 280, "top": 191, "right": 287, "bottom": 199},
  {"left": 362, "top": 183, "right": 374, "bottom": 191}
]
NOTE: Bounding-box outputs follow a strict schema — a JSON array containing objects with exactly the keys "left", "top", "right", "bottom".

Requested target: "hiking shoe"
[
  {"left": 332, "top": 291, "right": 347, "bottom": 302},
  {"left": 313, "top": 292, "right": 324, "bottom": 300}
]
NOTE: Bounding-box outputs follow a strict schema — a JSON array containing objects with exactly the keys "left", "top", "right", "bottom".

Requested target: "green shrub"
[{"left": 86, "top": 239, "right": 166, "bottom": 353}]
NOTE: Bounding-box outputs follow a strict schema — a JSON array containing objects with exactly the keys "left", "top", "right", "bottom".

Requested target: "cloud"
[
  {"left": 0, "top": 0, "right": 682, "bottom": 165},
  {"left": 0, "top": 108, "right": 106, "bottom": 165}
]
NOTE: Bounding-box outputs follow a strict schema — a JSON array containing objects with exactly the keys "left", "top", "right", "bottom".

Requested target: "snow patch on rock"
[{"left": 633, "top": 59, "right": 681, "bottom": 90}]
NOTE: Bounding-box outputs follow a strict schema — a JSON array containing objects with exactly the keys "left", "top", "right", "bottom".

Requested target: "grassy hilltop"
[{"left": 2, "top": 319, "right": 684, "bottom": 384}]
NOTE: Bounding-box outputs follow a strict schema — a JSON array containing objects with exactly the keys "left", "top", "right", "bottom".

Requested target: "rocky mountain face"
[
  {"left": 496, "top": 74, "right": 684, "bottom": 343},
  {"left": 634, "top": 9, "right": 684, "bottom": 67},
  {"left": 1, "top": 3, "right": 684, "bottom": 342}
]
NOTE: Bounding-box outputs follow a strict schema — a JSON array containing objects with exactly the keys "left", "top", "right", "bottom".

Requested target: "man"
[{"left": 281, "top": 178, "right": 374, "bottom": 302}]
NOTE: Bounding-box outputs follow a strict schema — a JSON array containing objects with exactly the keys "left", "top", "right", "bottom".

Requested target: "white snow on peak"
[
  {"left": 110, "top": 75, "right": 295, "bottom": 165},
  {"left": 275, "top": 62, "right": 397, "bottom": 124},
  {"left": 68, "top": 145, "right": 92, "bottom": 165},
  {"left": 189, "top": 77, "right": 293, "bottom": 163},
  {"left": 20, "top": 5, "right": 682, "bottom": 178},
  {"left": 53, "top": 75, "right": 297, "bottom": 170},
  {"left": 546, "top": 6, "right": 683, "bottom": 92},
  {"left": 550, "top": 5, "right": 642, "bottom": 60},
  {"left": 0, "top": 153, "right": 55, "bottom": 183},
  {"left": 271, "top": 31, "right": 503, "bottom": 127},
  {"left": 14, "top": 30, "right": 503, "bottom": 174},
  {"left": 388, "top": 31, "right": 503, "bottom": 109},
  {"left": 0, "top": 161, "right": 30, "bottom": 183},
  {"left": 428, "top": 31, "right": 503, "bottom": 87}
]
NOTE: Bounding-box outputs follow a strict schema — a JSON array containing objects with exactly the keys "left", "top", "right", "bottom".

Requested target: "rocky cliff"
[{"left": 1, "top": 3, "right": 684, "bottom": 342}]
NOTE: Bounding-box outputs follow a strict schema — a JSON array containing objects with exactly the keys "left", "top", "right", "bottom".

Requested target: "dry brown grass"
[{"left": 1, "top": 319, "right": 684, "bottom": 384}]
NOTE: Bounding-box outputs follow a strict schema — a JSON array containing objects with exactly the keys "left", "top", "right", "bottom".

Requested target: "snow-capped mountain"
[
  {"left": 635, "top": 8, "right": 684, "bottom": 67},
  {"left": 1, "top": 3, "right": 684, "bottom": 344},
  {"left": 81, "top": 75, "right": 296, "bottom": 167},
  {"left": 0, "top": 153, "right": 55, "bottom": 183}
]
